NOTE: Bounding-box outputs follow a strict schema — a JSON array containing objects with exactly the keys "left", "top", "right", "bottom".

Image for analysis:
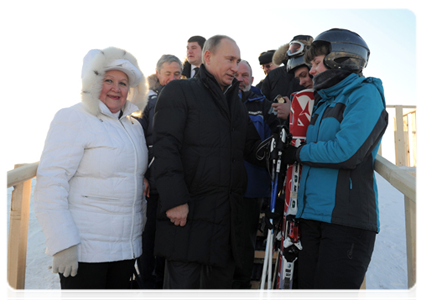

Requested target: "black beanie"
[{"left": 259, "top": 50, "right": 276, "bottom": 65}]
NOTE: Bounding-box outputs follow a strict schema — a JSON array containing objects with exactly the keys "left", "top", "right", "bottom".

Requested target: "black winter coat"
[
  {"left": 153, "top": 64, "right": 263, "bottom": 267},
  {"left": 135, "top": 86, "right": 164, "bottom": 194},
  {"left": 261, "top": 65, "right": 303, "bottom": 101}
]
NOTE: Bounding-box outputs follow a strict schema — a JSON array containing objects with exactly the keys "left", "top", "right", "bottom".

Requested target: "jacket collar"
[
  {"left": 99, "top": 100, "right": 139, "bottom": 120},
  {"left": 198, "top": 64, "right": 239, "bottom": 99},
  {"left": 198, "top": 64, "right": 240, "bottom": 120}
]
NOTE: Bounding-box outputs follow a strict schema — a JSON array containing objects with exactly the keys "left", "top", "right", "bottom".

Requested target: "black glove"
[
  {"left": 264, "top": 196, "right": 284, "bottom": 230},
  {"left": 281, "top": 144, "right": 299, "bottom": 165}
]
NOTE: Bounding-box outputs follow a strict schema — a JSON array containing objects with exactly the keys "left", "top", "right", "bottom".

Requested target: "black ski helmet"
[
  {"left": 286, "top": 55, "right": 307, "bottom": 73},
  {"left": 285, "top": 35, "right": 313, "bottom": 74},
  {"left": 313, "top": 28, "right": 370, "bottom": 72}
]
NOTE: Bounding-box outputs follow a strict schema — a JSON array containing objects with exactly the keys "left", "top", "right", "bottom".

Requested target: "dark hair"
[
  {"left": 188, "top": 35, "right": 206, "bottom": 49},
  {"left": 304, "top": 42, "right": 330, "bottom": 64}
]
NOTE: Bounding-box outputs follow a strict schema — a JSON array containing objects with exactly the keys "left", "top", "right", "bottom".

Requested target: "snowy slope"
[{"left": 6, "top": 173, "right": 409, "bottom": 290}]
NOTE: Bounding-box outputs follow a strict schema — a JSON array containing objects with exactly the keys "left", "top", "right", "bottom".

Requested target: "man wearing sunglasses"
[{"left": 256, "top": 50, "right": 277, "bottom": 89}]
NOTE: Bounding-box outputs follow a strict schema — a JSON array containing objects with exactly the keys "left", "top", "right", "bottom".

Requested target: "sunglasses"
[{"left": 261, "top": 63, "right": 274, "bottom": 69}]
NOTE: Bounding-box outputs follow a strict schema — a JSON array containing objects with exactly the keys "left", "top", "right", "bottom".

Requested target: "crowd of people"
[{"left": 33, "top": 28, "right": 388, "bottom": 290}]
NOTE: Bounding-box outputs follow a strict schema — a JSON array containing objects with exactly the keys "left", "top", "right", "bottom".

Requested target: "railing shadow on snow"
[{"left": 6, "top": 155, "right": 416, "bottom": 290}]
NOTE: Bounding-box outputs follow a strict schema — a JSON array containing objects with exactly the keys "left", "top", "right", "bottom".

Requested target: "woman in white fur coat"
[{"left": 34, "top": 47, "right": 148, "bottom": 289}]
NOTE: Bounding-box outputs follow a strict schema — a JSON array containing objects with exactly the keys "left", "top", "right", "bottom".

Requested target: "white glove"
[{"left": 52, "top": 245, "right": 78, "bottom": 277}]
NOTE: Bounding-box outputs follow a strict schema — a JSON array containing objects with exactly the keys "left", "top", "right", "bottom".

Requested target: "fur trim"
[
  {"left": 273, "top": 37, "right": 314, "bottom": 66},
  {"left": 273, "top": 43, "right": 289, "bottom": 66},
  {"left": 81, "top": 47, "right": 147, "bottom": 116}
]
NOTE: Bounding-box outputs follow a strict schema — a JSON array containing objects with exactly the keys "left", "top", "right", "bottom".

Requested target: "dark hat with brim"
[{"left": 259, "top": 50, "right": 276, "bottom": 65}]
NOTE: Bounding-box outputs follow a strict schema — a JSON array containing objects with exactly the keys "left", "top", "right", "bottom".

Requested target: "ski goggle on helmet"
[{"left": 287, "top": 41, "right": 305, "bottom": 57}]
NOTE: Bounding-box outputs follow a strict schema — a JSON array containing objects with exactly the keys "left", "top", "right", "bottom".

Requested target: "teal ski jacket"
[{"left": 297, "top": 73, "right": 388, "bottom": 233}]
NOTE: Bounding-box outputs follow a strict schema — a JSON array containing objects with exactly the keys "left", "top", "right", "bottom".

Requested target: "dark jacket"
[
  {"left": 261, "top": 65, "right": 303, "bottom": 101},
  {"left": 153, "top": 64, "right": 263, "bottom": 267},
  {"left": 181, "top": 59, "right": 191, "bottom": 78},
  {"left": 181, "top": 60, "right": 200, "bottom": 79},
  {"left": 241, "top": 86, "right": 280, "bottom": 198},
  {"left": 135, "top": 86, "right": 164, "bottom": 194}
]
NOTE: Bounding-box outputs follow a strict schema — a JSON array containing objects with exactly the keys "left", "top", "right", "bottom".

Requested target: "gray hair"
[
  {"left": 240, "top": 59, "right": 253, "bottom": 78},
  {"left": 202, "top": 35, "right": 237, "bottom": 64},
  {"left": 156, "top": 54, "right": 183, "bottom": 73}
]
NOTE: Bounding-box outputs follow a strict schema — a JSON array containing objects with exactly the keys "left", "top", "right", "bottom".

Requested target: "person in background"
[
  {"left": 34, "top": 47, "right": 148, "bottom": 289},
  {"left": 256, "top": 49, "right": 277, "bottom": 89},
  {"left": 232, "top": 59, "right": 279, "bottom": 289},
  {"left": 135, "top": 54, "right": 182, "bottom": 289},
  {"left": 153, "top": 35, "right": 264, "bottom": 289},
  {"left": 271, "top": 35, "right": 314, "bottom": 120},
  {"left": 260, "top": 36, "right": 305, "bottom": 103},
  {"left": 181, "top": 35, "right": 206, "bottom": 79},
  {"left": 146, "top": 73, "right": 160, "bottom": 97},
  {"left": 281, "top": 28, "right": 388, "bottom": 289}
]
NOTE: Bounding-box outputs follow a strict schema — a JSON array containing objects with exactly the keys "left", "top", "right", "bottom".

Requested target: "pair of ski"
[{"left": 258, "top": 89, "right": 314, "bottom": 289}]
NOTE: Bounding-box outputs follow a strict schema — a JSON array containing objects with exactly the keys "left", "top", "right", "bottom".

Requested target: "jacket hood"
[
  {"left": 81, "top": 47, "right": 148, "bottom": 116},
  {"left": 273, "top": 36, "right": 314, "bottom": 66}
]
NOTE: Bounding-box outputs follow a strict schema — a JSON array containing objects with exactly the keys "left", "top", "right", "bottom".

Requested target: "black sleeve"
[
  {"left": 263, "top": 97, "right": 281, "bottom": 134},
  {"left": 243, "top": 116, "right": 267, "bottom": 168},
  {"left": 153, "top": 82, "right": 191, "bottom": 213}
]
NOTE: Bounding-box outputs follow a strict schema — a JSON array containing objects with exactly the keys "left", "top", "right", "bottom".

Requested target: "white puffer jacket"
[{"left": 34, "top": 47, "right": 148, "bottom": 263}]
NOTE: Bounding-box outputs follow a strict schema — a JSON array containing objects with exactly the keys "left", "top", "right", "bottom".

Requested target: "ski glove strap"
[{"left": 52, "top": 245, "right": 78, "bottom": 277}]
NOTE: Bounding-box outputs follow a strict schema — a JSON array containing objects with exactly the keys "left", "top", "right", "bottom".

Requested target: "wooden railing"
[
  {"left": 387, "top": 105, "right": 417, "bottom": 167},
  {"left": 5, "top": 155, "right": 420, "bottom": 300},
  {"left": 7, "top": 162, "right": 39, "bottom": 289}
]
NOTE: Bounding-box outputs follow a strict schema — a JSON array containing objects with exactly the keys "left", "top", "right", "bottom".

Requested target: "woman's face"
[
  {"left": 99, "top": 70, "right": 129, "bottom": 113},
  {"left": 309, "top": 54, "right": 328, "bottom": 76}
]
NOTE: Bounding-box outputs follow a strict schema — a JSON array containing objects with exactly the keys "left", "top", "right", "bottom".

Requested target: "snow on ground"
[{"left": 6, "top": 173, "right": 409, "bottom": 290}]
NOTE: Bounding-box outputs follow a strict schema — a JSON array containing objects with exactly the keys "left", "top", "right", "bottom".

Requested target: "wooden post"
[
  {"left": 410, "top": 111, "right": 416, "bottom": 167},
  {"left": 417, "top": 105, "right": 420, "bottom": 167},
  {"left": 358, "top": 276, "right": 366, "bottom": 300},
  {"left": 394, "top": 106, "right": 406, "bottom": 166},
  {"left": 404, "top": 195, "right": 416, "bottom": 288},
  {"left": 403, "top": 113, "right": 410, "bottom": 167},
  {"left": 7, "top": 164, "right": 32, "bottom": 289}
]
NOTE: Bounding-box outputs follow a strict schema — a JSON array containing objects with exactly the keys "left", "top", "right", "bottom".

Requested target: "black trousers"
[
  {"left": 232, "top": 197, "right": 262, "bottom": 289},
  {"left": 59, "top": 259, "right": 136, "bottom": 289},
  {"left": 137, "top": 193, "right": 165, "bottom": 289},
  {"left": 163, "top": 258, "right": 236, "bottom": 289},
  {"left": 297, "top": 219, "right": 376, "bottom": 289}
]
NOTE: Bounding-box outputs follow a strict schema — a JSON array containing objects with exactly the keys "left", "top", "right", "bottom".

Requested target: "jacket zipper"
[{"left": 119, "top": 116, "right": 138, "bottom": 259}]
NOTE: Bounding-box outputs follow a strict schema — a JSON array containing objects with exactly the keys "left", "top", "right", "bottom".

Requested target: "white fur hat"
[{"left": 81, "top": 47, "right": 147, "bottom": 116}]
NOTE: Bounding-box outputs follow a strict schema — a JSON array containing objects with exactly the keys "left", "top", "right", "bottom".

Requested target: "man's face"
[
  {"left": 294, "top": 65, "right": 313, "bottom": 89},
  {"left": 187, "top": 42, "right": 203, "bottom": 67},
  {"left": 235, "top": 61, "right": 253, "bottom": 92},
  {"left": 261, "top": 62, "right": 278, "bottom": 75},
  {"left": 204, "top": 38, "right": 241, "bottom": 90},
  {"left": 156, "top": 61, "right": 182, "bottom": 86}
]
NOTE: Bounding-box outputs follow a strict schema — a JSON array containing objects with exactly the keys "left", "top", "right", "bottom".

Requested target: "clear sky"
[{"left": 1, "top": 0, "right": 419, "bottom": 171}]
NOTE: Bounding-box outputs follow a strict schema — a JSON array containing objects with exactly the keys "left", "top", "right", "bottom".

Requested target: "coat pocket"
[{"left": 81, "top": 195, "right": 120, "bottom": 201}]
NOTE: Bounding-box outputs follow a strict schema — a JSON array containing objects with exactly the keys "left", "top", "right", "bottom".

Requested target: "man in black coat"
[
  {"left": 153, "top": 35, "right": 264, "bottom": 289},
  {"left": 181, "top": 35, "right": 206, "bottom": 79},
  {"left": 135, "top": 54, "right": 182, "bottom": 289}
]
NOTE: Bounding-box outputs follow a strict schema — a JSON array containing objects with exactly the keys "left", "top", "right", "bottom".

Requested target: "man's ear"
[
  {"left": 251, "top": 76, "right": 254, "bottom": 85},
  {"left": 203, "top": 50, "right": 211, "bottom": 65}
]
